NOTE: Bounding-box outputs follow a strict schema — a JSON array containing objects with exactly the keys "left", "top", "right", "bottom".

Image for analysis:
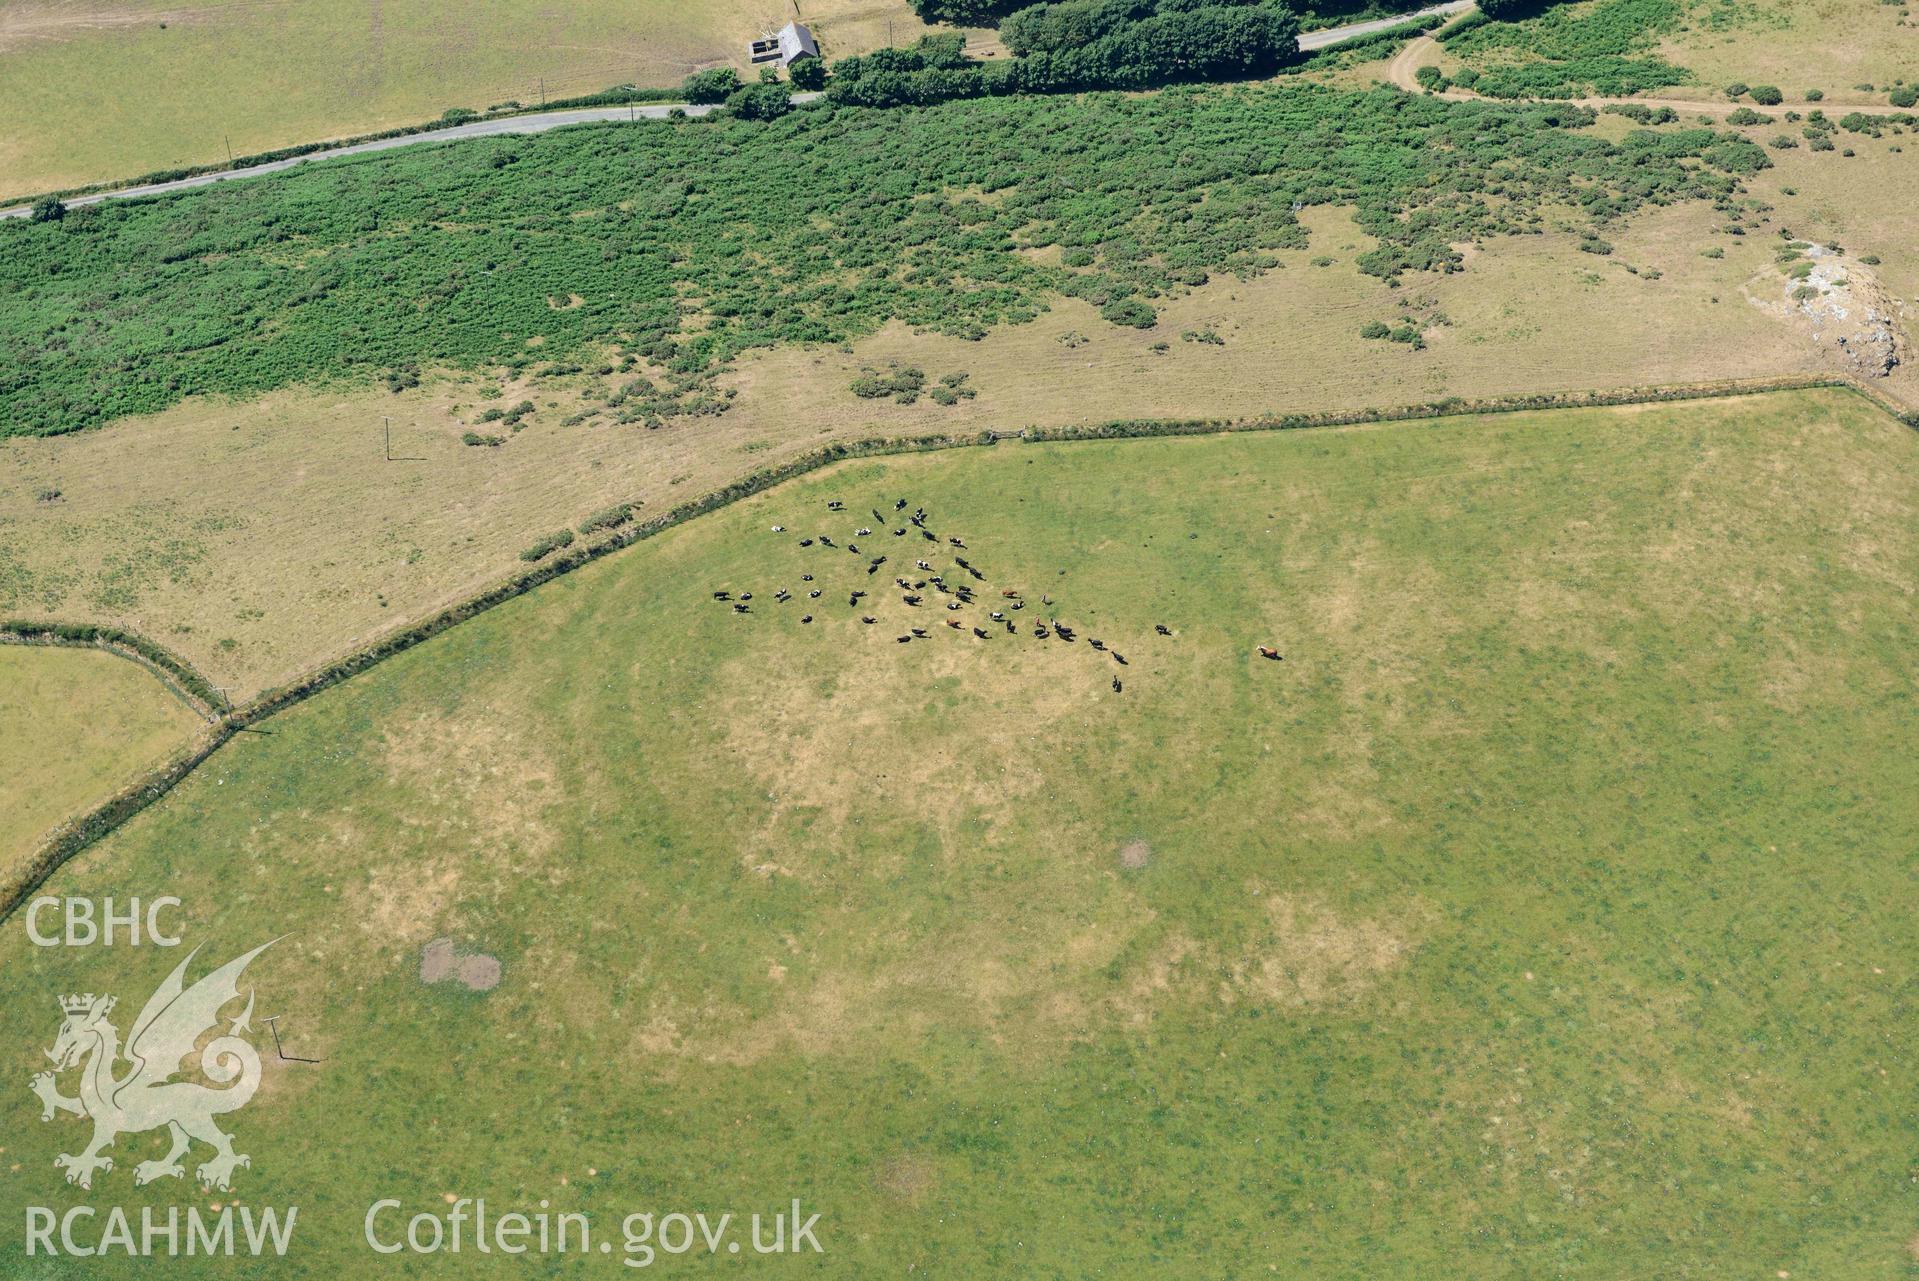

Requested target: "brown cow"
[{"left": 1258, "top": 646, "right": 1282, "bottom": 661}]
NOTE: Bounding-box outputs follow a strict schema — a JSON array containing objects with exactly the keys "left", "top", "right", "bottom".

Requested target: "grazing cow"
[
  {"left": 1035, "top": 627, "right": 1050, "bottom": 639},
  {"left": 1155, "top": 624, "right": 1172, "bottom": 636},
  {"left": 734, "top": 603, "right": 749, "bottom": 613},
  {"left": 916, "top": 560, "right": 931, "bottom": 571},
  {"left": 1042, "top": 595, "right": 1052, "bottom": 606},
  {"left": 868, "top": 564, "right": 881, "bottom": 576},
  {"left": 800, "top": 538, "right": 813, "bottom": 547},
  {"left": 862, "top": 616, "right": 877, "bottom": 624},
  {"left": 972, "top": 627, "right": 989, "bottom": 639},
  {"left": 912, "top": 628, "right": 928, "bottom": 638},
  {"left": 1258, "top": 646, "right": 1283, "bottom": 661},
  {"left": 872, "top": 556, "right": 887, "bottom": 566},
  {"left": 872, "top": 508, "right": 885, "bottom": 521},
  {"left": 775, "top": 590, "right": 791, "bottom": 603},
  {"left": 802, "top": 574, "right": 814, "bottom": 582},
  {"left": 848, "top": 544, "right": 860, "bottom": 555},
  {"left": 897, "top": 635, "right": 911, "bottom": 644},
  {"left": 947, "top": 603, "right": 962, "bottom": 612},
  {"left": 955, "top": 556, "right": 970, "bottom": 568},
  {"left": 820, "top": 536, "right": 835, "bottom": 547},
  {"left": 896, "top": 499, "right": 909, "bottom": 511},
  {"left": 713, "top": 591, "right": 730, "bottom": 600},
  {"left": 801, "top": 615, "right": 813, "bottom": 623},
  {"left": 1112, "top": 652, "right": 1127, "bottom": 665},
  {"left": 857, "top": 527, "right": 872, "bottom": 536},
  {"left": 828, "top": 500, "right": 844, "bottom": 511},
  {"left": 946, "top": 619, "right": 962, "bottom": 630},
  {"left": 1004, "top": 620, "right": 1016, "bottom": 634},
  {"left": 990, "top": 611, "right": 1004, "bottom": 620},
  {"left": 1001, "top": 589, "right": 1020, "bottom": 598},
  {"left": 1011, "top": 601, "right": 1024, "bottom": 611},
  {"left": 894, "top": 529, "right": 906, "bottom": 537},
  {"left": 950, "top": 537, "right": 966, "bottom": 548},
  {"left": 1089, "top": 639, "right": 1104, "bottom": 651},
  {"left": 922, "top": 530, "right": 937, "bottom": 542},
  {"left": 904, "top": 595, "right": 922, "bottom": 606},
  {"left": 1112, "top": 677, "right": 1122, "bottom": 693},
  {"left": 772, "top": 525, "right": 785, "bottom": 532}
]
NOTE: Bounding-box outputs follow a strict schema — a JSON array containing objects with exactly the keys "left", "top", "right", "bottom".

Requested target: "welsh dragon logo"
[{"left": 30, "top": 940, "right": 276, "bottom": 1192}]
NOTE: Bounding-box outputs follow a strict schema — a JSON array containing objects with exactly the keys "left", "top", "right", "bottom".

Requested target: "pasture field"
[
  {"left": 0, "top": 645, "right": 199, "bottom": 879},
  {"left": 4, "top": 182, "right": 1911, "bottom": 700},
  {"left": 5, "top": 144, "right": 1913, "bottom": 703},
  {"left": 0, "top": 0, "right": 944, "bottom": 195},
  {"left": 3, "top": 388, "right": 1914, "bottom": 1276}
]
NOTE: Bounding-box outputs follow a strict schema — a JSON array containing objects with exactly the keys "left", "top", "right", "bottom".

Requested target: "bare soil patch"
[{"left": 419, "top": 937, "right": 502, "bottom": 991}]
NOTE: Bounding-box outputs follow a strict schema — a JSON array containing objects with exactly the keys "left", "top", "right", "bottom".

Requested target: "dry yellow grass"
[
  {"left": 0, "top": 645, "right": 200, "bottom": 876},
  {"left": 0, "top": 0, "right": 945, "bottom": 193},
  {"left": 2, "top": 191, "right": 1909, "bottom": 702},
  {"left": 1655, "top": 0, "right": 1918, "bottom": 102}
]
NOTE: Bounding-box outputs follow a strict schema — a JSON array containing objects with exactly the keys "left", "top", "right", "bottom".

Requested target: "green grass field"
[
  {"left": 2, "top": 389, "right": 1915, "bottom": 1276},
  {"left": 0, "top": 645, "right": 199, "bottom": 879}
]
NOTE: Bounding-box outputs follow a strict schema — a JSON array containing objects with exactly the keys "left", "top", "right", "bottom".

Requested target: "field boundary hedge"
[
  {"left": 0, "top": 620, "right": 226, "bottom": 719},
  {"left": 2, "top": 373, "right": 1909, "bottom": 923},
  {"left": 0, "top": 722, "right": 233, "bottom": 919}
]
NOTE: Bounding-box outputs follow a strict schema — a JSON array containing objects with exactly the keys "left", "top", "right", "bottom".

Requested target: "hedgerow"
[{"left": 1, "top": 83, "right": 1773, "bottom": 438}]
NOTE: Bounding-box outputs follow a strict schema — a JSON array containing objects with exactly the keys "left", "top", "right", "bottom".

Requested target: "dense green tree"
[
  {"left": 682, "top": 67, "right": 742, "bottom": 104},
  {"left": 727, "top": 82, "right": 795, "bottom": 119},
  {"left": 788, "top": 55, "right": 829, "bottom": 91},
  {"left": 908, "top": 0, "right": 1043, "bottom": 21}
]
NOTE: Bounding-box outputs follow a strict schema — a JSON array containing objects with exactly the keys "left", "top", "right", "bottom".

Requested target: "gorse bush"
[
  {"left": 519, "top": 530, "right": 576, "bottom": 562},
  {"left": 0, "top": 84, "right": 1774, "bottom": 437},
  {"left": 1442, "top": 0, "right": 1688, "bottom": 99}
]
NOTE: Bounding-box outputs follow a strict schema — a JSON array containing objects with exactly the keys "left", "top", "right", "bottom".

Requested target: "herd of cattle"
[{"left": 711, "top": 496, "right": 1282, "bottom": 689}]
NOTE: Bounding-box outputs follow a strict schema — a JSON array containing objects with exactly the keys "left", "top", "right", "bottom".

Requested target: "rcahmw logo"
[{"left": 23, "top": 939, "right": 300, "bottom": 1260}]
